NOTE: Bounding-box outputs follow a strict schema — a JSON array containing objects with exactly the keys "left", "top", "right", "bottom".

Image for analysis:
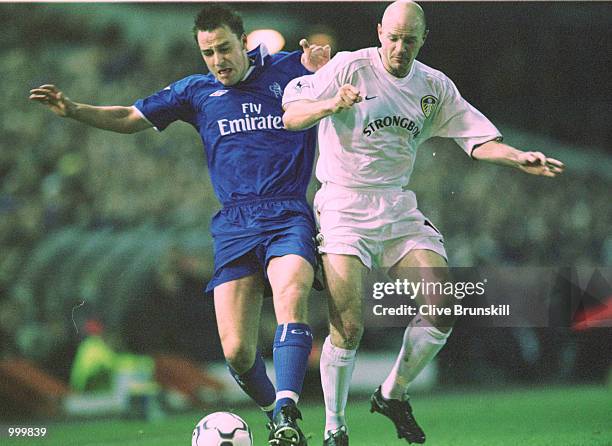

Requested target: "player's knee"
[
  {"left": 222, "top": 340, "right": 257, "bottom": 373},
  {"left": 275, "top": 279, "right": 311, "bottom": 301},
  {"left": 421, "top": 313, "right": 455, "bottom": 332},
  {"left": 273, "top": 281, "right": 311, "bottom": 321}
]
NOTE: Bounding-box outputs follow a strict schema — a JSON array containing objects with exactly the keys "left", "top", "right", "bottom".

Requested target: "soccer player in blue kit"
[{"left": 29, "top": 4, "right": 330, "bottom": 445}]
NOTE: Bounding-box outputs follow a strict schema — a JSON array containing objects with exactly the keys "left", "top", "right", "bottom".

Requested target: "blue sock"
[
  {"left": 273, "top": 323, "right": 313, "bottom": 417},
  {"left": 227, "top": 351, "right": 276, "bottom": 420}
]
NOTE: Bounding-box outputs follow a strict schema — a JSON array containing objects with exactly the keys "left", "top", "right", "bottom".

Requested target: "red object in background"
[
  {"left": 83, "top": 319, "right": 105, "bottom": 336},
  {"left": 153, "top": 354, "right": 225, "bottom": 406},
  {"left": 572, "top": 296, "right": 612, "bottom": 331},
  {"left": 0, "top": 358, "right": 70, "bottom": 417}
]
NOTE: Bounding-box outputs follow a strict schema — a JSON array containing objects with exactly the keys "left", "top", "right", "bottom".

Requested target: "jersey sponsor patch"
[
  {"left": 363, "top": 115, "right": 421, "bottom": 138},
  {"left": 210, "top": 89, "right": 229, "bottom": 97},
  {"left": 421, "top": 95, "right": 438, "bottom": 118}
]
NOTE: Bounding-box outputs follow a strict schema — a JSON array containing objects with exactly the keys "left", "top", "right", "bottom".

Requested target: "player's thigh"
[
  {"left": 214, "top": 273, "right": 264, "bottom": 368},
  {"left": 389, "top": 249, "right": 455, "bottom": 327},
  {"left": 323, "top": 253, "right": 368, "bottom": 339},
  {"left": 389, "top": 249, "right": 451, "bottom": 306},
  {"left": 267, "top": 254, "right": 314, "bottom": 323}
]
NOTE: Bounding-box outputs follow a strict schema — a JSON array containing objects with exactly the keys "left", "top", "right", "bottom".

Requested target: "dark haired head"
[{"left": 193, "top": 3, "right": 245, "bottom": 42}]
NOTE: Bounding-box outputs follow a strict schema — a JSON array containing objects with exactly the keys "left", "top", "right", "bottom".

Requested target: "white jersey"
[{"left": 283, "top": 47, "right": 502, "bottom": 189}]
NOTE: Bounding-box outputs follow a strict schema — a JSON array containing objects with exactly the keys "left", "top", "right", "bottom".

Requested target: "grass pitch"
[{"left": 20, "top": 386, "right": 612, "bottom": 445}]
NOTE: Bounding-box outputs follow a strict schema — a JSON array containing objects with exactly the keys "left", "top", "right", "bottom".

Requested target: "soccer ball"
[{"left": 192, "top": 411, "right": 253, "bottom": 446}]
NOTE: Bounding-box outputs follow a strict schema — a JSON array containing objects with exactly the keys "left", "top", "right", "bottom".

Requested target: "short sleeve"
[
  {"left": 133, "top": 77, "right": 197, "bottom": 131},
  {"left": 430, "top": 76, "right": 502, "bottom": 156},
  {"left": 283, "top": 75, "right": 316, "bottom": 107},
  {"left": 282, "top": 51, "right": 354, "bottom": 107}
]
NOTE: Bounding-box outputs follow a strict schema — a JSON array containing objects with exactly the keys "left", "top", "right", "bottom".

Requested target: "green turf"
[{"left": 12, "top": 386, "right": 612, "bottom": 445}]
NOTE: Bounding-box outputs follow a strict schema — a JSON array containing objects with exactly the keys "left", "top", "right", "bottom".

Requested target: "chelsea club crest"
[{"left": 269, "top": 82, "right": 283, "bottom": 98}]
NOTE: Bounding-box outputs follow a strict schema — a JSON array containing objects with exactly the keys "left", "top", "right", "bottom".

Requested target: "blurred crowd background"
[{"left": 1, "top": 2, "right": 611, "bottom": 419}]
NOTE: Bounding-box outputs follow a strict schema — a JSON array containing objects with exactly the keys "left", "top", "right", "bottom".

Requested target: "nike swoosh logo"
[{"left": 365, "top": 95, "right": 378, "bottom": 100}]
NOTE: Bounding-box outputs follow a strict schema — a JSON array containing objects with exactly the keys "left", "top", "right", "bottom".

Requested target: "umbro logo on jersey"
[
  {"left": 421, "top": 95, "right": 438, "bottom": 118},
  {"left": 365, "top": 95, "right": 378, "bottom": 100},
  {"left": 210, "top": 89, "right": 229, "bottom": 97}
]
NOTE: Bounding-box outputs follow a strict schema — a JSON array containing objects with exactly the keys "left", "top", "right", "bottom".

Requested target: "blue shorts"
[{"left": 205, "top": 197, "right": 317, "bottom": 293}]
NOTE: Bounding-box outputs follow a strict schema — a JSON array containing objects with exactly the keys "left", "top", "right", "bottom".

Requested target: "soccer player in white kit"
[{"left": 282, "top": 1, "right": 565, "bottom": 445}]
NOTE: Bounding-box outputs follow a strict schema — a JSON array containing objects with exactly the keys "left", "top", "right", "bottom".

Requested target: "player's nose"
[
  {"left": 395, "top": 48, "right": 409, "bottom": 60},
  {"left": 397, "top": 42, "right": 408, "bottom": 53},
  {"left": 212, "top": 52, "right": 224, "bottom": 67}
]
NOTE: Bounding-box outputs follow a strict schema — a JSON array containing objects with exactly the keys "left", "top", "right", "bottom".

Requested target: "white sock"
[
  {"left": 381, "top": 319, "right": 451, "bottom": 401},
  {"left": 320, "top": 336, "right": 357, "bottom": 437}
]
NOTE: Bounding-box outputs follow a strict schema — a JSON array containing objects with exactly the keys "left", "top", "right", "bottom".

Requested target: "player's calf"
[
  {"left": 329, "top": 318, "right": 364, "bottom": 350},
  {"left": 227, "top": 351, "right": 276, "bottom": 420}
]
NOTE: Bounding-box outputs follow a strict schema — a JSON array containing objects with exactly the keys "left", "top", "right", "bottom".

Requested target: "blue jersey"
[{"left": 134, "top": 45, "right": 316, "bottom": 206}]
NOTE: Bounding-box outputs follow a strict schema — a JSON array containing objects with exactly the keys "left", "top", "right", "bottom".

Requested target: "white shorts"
[{"left": 313, "top": 182, "right": 447, "bottom": 269}]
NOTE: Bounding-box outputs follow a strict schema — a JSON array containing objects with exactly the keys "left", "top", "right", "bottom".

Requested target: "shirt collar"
[
  {"left": 372, "top": 47, "right": 416, "bottom": 84},
  {"left": 247, "top": 44, "right": 269, "bottom": 68},
  {"left": 229, "top": 44, "right": 270, "bottom": 84}
]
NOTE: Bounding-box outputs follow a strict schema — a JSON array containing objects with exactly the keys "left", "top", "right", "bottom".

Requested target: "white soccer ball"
[{"left": 192, "top": 411, "right": 253, "bottom": 446}]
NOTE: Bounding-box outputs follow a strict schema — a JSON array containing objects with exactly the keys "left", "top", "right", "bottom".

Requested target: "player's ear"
[
  {"left": 377, "top": 23, "right": 384, "bottom": 43},
  {"left": 422, "top": 28, "right": 429, "bottom": 44},
  {"left": 241, "top": 33, "right": 248, "bottom": 50}
]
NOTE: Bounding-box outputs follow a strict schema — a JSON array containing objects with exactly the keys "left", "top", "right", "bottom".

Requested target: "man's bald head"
[
  {"left": 381, "top": 0, "right": 427, "bottom": 35},
  {"left": 377, "top": 1, "right": 428, "bottom": 77}
]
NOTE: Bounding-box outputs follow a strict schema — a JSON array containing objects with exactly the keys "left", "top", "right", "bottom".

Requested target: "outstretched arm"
[
  {"left": 283, "top": 84, "right": 362, "bottom": 131},
  {"left": 472, "top": 140, "right": 565, "bottom": 177},
  {"left": 29, "top": 84, "right": 152, "bottom": 134}
]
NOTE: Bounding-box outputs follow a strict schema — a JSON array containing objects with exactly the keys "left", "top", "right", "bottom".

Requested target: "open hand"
[
  {"left": 516, "top": 151, "right": 565, "bottom": 177},
  {"left": 300, "top": 38, "right": 331, "bottom": 72},
  {"left": 29, "top": 84, "right": 74, "bottom": 117}
]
